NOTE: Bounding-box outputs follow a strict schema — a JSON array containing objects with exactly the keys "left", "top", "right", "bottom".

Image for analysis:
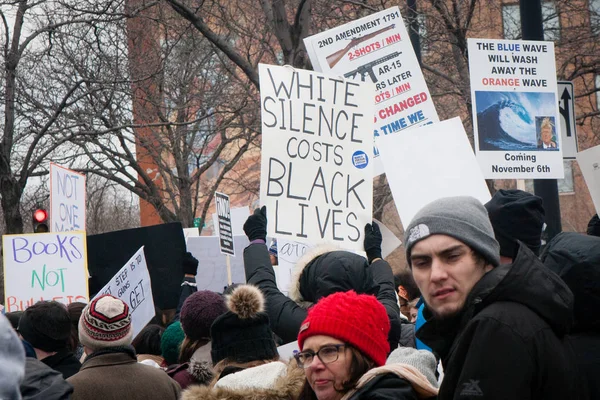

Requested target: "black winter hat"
[
  {"left": 18, "top": 301, "right": 71, "bottom": 352},
  {"left": 485, "top": 189, "right": 545, "bottom": 257},
  {"left": 587, "top": 214, "right": 600, "bottom": 237},
  {"left": 210, "top": 285, "right": 277, "bottom": 365}
]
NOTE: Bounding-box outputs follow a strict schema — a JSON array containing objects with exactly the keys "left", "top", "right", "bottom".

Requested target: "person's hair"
[
  {"left": 5, "top": 311, "right": 23, "bottom": 330},
  {"left": 66, "top": 302, "right": 86, "bottom": 352},
  {"left": 132, "top": 324, "right": 164, "bottom": 355},
  {"left": 393, "top": 270, "right": 420, "bottom": 300},
  {"left": 541, "top": 117, "right": 553, "bottom": 131},
  {"left": 471, "top": 248, "right": 489, "bottom": 268},
  {"left": 178, "top": 336, "right": 210, "bottom": 364},
  {"left": 210, "top": 357, "right": 280, "bottom": 388},
  {"left": 25, "top": 301, "right": 71, "bottom": 343},
  {"left": 297, "top": 345, "right": 374, "bottom": 399}
]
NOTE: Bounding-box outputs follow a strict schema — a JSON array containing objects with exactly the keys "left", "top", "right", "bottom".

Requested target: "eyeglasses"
[{"left": 294, "top": 344, "right": 347, "bottom": 368}]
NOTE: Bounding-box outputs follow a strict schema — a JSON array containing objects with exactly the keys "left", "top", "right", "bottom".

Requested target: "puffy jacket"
[
  {"left": 541, "top": 232, "right": 600, "bottom": 400},
  {"left": 417, "top": 243, "right": 578, "bottom": 400},
  {"left": 181, "top": 361, "right": 305, "bottom": 400},
  {"left": 21, "top": 358, "right": 73, "bottom": 400},
  {"left": 244, "top": 243, "right": 401, "bottom": 350}
]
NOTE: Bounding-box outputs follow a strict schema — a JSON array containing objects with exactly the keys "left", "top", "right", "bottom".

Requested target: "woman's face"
[{"left": 302, "top": 335, "right": 352, "bottom": 400}]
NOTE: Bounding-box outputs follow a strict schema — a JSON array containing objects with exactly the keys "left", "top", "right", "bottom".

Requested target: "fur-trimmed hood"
[
  {"left": 288, "top": 244, "right": 378, "bottom": 308},
  {"left": 181, "top": 361, "right": 305, "bottom": 400}
]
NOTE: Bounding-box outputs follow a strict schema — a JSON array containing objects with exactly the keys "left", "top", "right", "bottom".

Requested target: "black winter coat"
[
  {"left": 541, "top": 232, "right": 600, "bottom": 400},
  {"left": 347, "top": 373, "right": 419, "bottom": 400},
  {"left": 417, "top": 243, "right": 578, "bottom": 400},
  {"left": 42, "top": 349, "right": 81, "bottom": 379},
  {"left": 243, "top": 243, "right": 401, "bottom": 350}
]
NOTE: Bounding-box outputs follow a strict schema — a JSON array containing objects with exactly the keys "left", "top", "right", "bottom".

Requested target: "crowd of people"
[{"left": 1, "top": 190, "right": 599, "bottom": 400}]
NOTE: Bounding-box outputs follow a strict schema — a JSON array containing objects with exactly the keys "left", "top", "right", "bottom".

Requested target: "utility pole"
[
  {"left": 520, "top": 0, "right": 562, "bottom": 241},
  {"left": 407, "top": 0, "right": 421, "bottom": 64}
]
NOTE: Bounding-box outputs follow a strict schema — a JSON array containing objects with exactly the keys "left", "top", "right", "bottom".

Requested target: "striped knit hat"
[{"left": 79, "top": 294, "right": 133, "bottom": 351}]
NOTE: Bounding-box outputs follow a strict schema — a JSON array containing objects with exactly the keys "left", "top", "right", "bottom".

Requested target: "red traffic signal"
[{"left": 33, "top": 209, "right": 49, "bottom": 233}]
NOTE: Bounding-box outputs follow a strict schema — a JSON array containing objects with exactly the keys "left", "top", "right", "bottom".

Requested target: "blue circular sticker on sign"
[{"left": 352, "top": 150, "right": 369, "bottom": 169}]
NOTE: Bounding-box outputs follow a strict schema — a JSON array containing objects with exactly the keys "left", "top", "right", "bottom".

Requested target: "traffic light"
[{"left": 33, "top": 209, "right": 49, "bottom": 233}]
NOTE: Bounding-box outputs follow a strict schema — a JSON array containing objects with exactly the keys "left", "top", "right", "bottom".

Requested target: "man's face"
[
  {"left": 410, "top": 235, "right": 493, "bottom": 319},
  {"left": 541, "top": 126, "right": 552, "bottom": 144}
]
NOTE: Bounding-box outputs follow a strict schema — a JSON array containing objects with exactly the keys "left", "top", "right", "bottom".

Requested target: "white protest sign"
[
  {"left": 96, "top": 247, "right": 154, "bottom": 338},
  {"left": 186, "top": 236, "right": 249, "bottom": 292},
  {"left": 50, "top": 163, "right": 86, "bottom": 232},
  {"left": 183, "top": 228, "right": 200, "bottom": 241},
  {"left": 3, "top": 231, "right": 88, "bottom": 312},
  {"left": 275, "top": 238, "right": 313, "bottom": 295},
  {"left": 576, "top": 145, "right": 600, "bottom": 215},
  {"left": 304, "top": 7, "right": 439, "bottom": 176},
  {"left": 468, "top": 39, "right": 564, "bottom": 179},
  {"left": 212, "top": 206, "right": 250, "bottom": 237},
  {"left": 378, "top": 117, "right": 491, "bottom": 227},
  {"left": 259, "top": 64, "right": 374, "bottom": 251},
  {"left": 373, "top": 218, "right": 401, "bottom": 258}
]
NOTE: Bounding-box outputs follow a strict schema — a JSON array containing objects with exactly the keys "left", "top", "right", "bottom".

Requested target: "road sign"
[{"left": 558, "top": 81, "right": 578, "bottom": 159}]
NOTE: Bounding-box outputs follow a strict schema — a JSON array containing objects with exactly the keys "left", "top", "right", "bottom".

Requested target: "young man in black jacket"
[
  {"left": 404, "top": 196, "right": 578, "bottom": 400},
  {"left": 18, "top": 301, "right": 81, "bottom": 379}
]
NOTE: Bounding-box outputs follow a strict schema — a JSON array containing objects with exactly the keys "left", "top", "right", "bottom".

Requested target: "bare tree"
[{"left": 0, "top": 0, "right": 127, "bottom": 233}]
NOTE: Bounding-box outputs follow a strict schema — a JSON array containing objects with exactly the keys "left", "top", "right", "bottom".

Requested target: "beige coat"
[{"left": 67, "top": 350, "right": 180, "bottom": 400}]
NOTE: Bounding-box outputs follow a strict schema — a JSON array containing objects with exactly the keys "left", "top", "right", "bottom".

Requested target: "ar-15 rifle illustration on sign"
[
  {"left": 344, "top": 52, "right": 401, "bottom": 83},
  {"left": 326, "top": 24, "right": 395, "bottom": 68}
]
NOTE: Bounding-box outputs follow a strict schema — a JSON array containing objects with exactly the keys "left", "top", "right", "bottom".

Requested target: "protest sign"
[
  {"left": 183, "top": 228, "right": 200, "bottom": 241},
  {"left": 373, "top": 218, "right": 401, "bottom": 258},
  {"left": 259, "top": 64, "right": 374, "bottom": 251},
  {"left": 468, "top": 38, "right": 564, "bottom": 179},
  {"left": 576, "top": 145, "right": 600, "bottom": 215},
  {"left": 96, "top": 247, "right": 154, "bottom": 338},
  {"left": 3, "top": 231, "right": 88, "bottom": 312},
  {"left": 275, "top": 238, "right": 312, "bottom": 295},
  {"left": 186, "top": 235, "right": 249, "bottom": 292},
  {"left": 215, "top": 192, "right": 235, "bottom": 256},
  {"left": 212, "top": 206, "right": 250, "bottom": 236},
  {"left": 50, "top": 163, "right": 86, "bottom": 232},
  {"left": 304, "top": 7, "right": 439, "bottom": 176},
  {"left": 87, "top": 222, "right": 186, "bottom": 310},
  {"left": 378, "top": 117, "right": 491, "bottom": 227}
]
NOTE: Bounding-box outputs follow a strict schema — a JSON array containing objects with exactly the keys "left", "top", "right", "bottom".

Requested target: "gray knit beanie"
[
  {"left": 0, "top": 314, "right": 25, "bottom": 400},
  {"left": 404, "top": 196, "right": 500, "bottom": 267},
  {"left": 386, "top": 347, "right": 438, "bottom": 388}
]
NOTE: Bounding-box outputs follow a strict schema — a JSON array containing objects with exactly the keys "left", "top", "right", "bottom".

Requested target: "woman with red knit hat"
[{"left": 295, "top": 291, "right": 438, "bottom": 400}]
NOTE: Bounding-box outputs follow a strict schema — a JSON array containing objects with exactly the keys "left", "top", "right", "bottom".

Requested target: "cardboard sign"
[
  {"left": 259, "top": 64, "right": 374, "bottom": 251},
  {"left": 186, "top": 236, "right": 249, "bottom": 292},
  {"left": 50, "top": 164, "right": 86, "bottom": 232},
  {"left": 87, "top": 222, "right": 186, "bottom": 310},
  {"left": 378, "top": 117, "right": 491, "bottom": 227},
  {"left": 3, "top": 231, "right": 89, "bottom": 312},
  {"left": 96, "top": 247, "right": 154, "bottom": 338},
  {"left": 468, "top": 38, "right": 564, "bottom": 179},
  {"left": 215, "top": 192, "right": 235, "bottom": 256},
  {"left": 304, "top": 7, "right": 439, "bottom": 176},
  {"left": 576, "top": 145, "right": 600, "bottom": 215}
]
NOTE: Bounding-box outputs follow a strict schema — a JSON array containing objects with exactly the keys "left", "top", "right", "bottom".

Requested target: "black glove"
[
  {"left": 364, "top": 222, "right": 383, "bottom": 264},
  {"left": 182, "top": 251, "right": 199, "bottom": 275},
  {"left": 244, "top": 206, "right": 267, "bottom": 242}
]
